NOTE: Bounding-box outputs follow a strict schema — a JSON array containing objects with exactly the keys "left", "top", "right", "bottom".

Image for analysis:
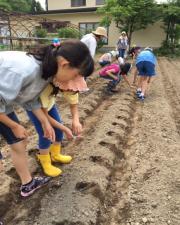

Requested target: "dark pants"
[
  {"left": 118, "top": 49, "right": 126, "bottom": 58},
  {"left": 0, "top": 112, "right": 23, "bottom": 145},
  {"left": 100, "top": 74, "right": 121, "bottom": 90},
  {"left": 0, "top": 112, "right": 24, "bottom": 160},
  {"left": 99, "top": 60, "right": 111, "bottom": 67}
]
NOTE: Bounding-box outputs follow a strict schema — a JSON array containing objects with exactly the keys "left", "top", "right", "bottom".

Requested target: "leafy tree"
[
  {"left": 98, "top": 0, "right": 160, "bottom": 47},
  {"left": 6, "top": 0, "right": 31, "bottom": 12},
  {"left": 28, "top": 0, "right": 44, "bottom": 13},
  {"left": 0, "top": 0, "right": 12, "bottom": 11},
  {"left": 162, "top": 0, "right": 180, "bottom": 48},
  {"left": 0, "top": 0, "right": 44, "bottom": 13}
]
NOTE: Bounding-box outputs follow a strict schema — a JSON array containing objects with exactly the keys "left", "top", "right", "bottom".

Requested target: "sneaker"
[
  {"left": 137, "top": 94, "right": 145, "bottom": 100},
  {"left": 136, "top": 90, "right": 141, "bottom": 97},
  {"left": 20, "top": 176, "right": 51, "bottom": 197}
]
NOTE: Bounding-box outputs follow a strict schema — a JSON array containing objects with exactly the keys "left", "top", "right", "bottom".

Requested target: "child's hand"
[
  {"left": 114, "top": 76, "right": 119, "bottom": 81},
  {"left": 12, "top": 124, "right": 28, "bottom": 139},
  {"left": 72, "top": 120, "right": 83, "bottom": 136},
  {"left": 64, "top": 127, "right": 73, "bottom": 140},
  {"left": 42, "top": 121, "right": 55, "bottom": 142}
]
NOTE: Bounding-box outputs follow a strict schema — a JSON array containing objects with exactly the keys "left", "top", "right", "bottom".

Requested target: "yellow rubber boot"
[
  {"left": 50, "top": 144, "right": 72, "bottom": 164},
  {"left": 37, "top": 154, "right": 62, "bottom": 177}
]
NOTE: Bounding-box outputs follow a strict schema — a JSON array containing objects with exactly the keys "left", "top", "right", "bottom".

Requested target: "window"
[
  {"left": 96, "top": 0, "right": 105, "bottom": 5},
  {"left": 71, "top": 0, "right": 86, "bottom": 7},
  {"left": 79, "top": 22, "right": 108, "bottom": 45},
  {"left": 79, "top": 22, "right": 99, "bottom": 35}
]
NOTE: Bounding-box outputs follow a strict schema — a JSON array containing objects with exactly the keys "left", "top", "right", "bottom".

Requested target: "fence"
[{"left": 0, "top": 9, "right": 83, "bottom": 51}]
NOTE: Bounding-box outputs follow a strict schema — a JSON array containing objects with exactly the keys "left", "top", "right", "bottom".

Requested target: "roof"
[{"left": 34, "top": 7, "right": 98, "bottom": 15}]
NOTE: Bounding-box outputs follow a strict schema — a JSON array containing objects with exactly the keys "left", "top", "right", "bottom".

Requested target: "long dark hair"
[{"left": 28, "top": 40, "right": 94, "bottom": 80}]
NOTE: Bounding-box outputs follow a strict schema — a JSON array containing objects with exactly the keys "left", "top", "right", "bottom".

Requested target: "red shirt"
[{"left": 99, "top": 64, "right": 120, "bottom": 76}]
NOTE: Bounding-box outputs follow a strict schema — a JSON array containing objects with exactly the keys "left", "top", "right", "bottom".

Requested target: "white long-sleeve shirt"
[
  {"left": 81, "top": 33, "right": 97, "bottom": 58},
  {"left": 0, "top": 51, "right": 50, "bottom": 114}
]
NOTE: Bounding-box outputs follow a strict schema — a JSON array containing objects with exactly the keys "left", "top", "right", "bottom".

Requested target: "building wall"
[
  {"left": 38, "top": 12, "right": 165, "bottom": 48},
  {"left": 48, "top": 0, "right": 103, "bottom": 10},
  {"left": 132, "top": 22, "right": 165, "bottom": 47}
]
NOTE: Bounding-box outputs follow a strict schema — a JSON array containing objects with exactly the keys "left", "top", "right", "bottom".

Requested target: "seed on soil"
[{"left": 142, "top": 217, "right": 148, "bottom": 223}]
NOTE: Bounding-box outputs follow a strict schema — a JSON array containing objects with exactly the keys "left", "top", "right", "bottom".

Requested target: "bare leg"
[
  {"left": 141, "top": 77, "right": 149, "bottom": 96},
  {"left": 133, "top": 68, "right": 138, "bottom": 85},
  {"left": 39, "top": 149, "right": 49, "bottom": 155},
  {"left": 38, "top": 141, "right": 61, "bottom": 155},
  {"left": 146, "top": 77, "right": 153, "bottom": 94},
  {"left": 10, "top": 140, "right": 32, "bottom": 185},
  {"left": 137, "top": 76, "right": 143, "bottom": 90}
]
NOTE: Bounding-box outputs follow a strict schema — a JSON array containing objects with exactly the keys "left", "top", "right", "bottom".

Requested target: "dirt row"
[
  {"left": 0, "top": 58, "right": 180, "bottom": 225},
  {"left": 0, "top": 63, "right": 134, "bottom": 224}
]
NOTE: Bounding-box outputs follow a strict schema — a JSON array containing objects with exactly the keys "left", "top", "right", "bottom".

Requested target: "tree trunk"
[
  {"left": 166, "top": 19, "right": 170, "bottom": 43},
  {"left": 128, "top": 21, "right": 134, "bottom": 49}
]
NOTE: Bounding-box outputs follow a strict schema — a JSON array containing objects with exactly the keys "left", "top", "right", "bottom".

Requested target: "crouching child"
[{"left": 99, "top": 63, "right": 132, "bottom": 93}]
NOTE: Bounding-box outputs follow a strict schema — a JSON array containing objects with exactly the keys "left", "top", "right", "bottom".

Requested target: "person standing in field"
[
  {"left": 81, "top": 27, "right": 107, "bottom": 58},
  {"left": 117, "top": 31, "right": 128, "bottom": 59}
]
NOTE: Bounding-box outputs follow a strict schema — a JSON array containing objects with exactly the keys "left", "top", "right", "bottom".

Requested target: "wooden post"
[{"left": 7, "top": 14, "right": 13, "bottom": 50}]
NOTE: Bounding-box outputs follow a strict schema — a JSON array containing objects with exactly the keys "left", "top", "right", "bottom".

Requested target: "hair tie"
[{"left": 52, "top": 38, "right": 61, "bottom": 47}]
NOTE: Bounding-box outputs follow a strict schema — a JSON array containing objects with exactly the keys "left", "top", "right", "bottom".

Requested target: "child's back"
[{"left": 99, "top": 64, "right": 120, "bottom": 77}]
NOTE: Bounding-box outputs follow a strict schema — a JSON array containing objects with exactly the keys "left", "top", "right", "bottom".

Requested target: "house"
[{"left": 36, "top": 0, "right": 165, "bottom": 48}]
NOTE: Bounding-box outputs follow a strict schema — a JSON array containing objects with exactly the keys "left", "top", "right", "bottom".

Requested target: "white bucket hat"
[
  {"left": 144, "top": 47, "right": 153, "bottom": 52},
  {"left": 110, "top": 50, "right": 118, "bottom": 57},
  {"left": 92, "top": 27, "right": 107, "bottom": 37},
  {"left": 121, "top": 31, "right": 126, "bottom": 35}
]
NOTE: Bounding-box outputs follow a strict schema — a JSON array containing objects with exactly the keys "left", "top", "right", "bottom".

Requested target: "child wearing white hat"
[{"left": 99, "top": 50, "right": 119, "bottom": 67}]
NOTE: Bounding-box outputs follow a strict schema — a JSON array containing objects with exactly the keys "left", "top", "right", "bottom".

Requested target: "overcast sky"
[
  {"left": 36, "top": 0, "right": 167, "bottom": 10},
  {"left": 37, "top": 0, "right": 45, "bottom": 9}
]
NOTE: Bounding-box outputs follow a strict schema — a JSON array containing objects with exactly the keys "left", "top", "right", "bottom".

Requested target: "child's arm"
[
  {"left": 42, "top": 109, "right": 73, "bottom": 140},
  {"left": 70, "top": 104, "right": 82, "bottom": 136},
  {"left": 63, "top": 92, "right": 82, "bottom": 136},
  {"left": 132, "top": 68, "right": 138, "bottom": 85},
  {"left": 106, "top": 69, "right": 119, "bottom": 80},
  {"left": 32, "top": 108, "right": 55, "bottom": 142},
  {"left": 0, "top": 113, "right": 28, "bottom": 138},
  {"left": 122, "top": 74, "right": 132, "bottom": 88}
]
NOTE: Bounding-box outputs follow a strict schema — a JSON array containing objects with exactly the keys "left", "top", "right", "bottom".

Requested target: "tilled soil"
[{"left": 0, "top": 58, "right": 180, "bottom": 225}]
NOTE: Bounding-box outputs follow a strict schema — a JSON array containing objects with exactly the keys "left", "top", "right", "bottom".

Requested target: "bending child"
[
  {"left": 27, "top": 82, "right": 84, "bottom": 177},
  {"left": 98, "top": 50, "right": 119, "bottom": 67},
  {"left": 135, "top": 47, "right": 157, "bottom": 100},
  {"left": 0, "top": 40, "right": 94, "bottom": 197},
  {"left": 99, "top": 62, "right": 132, "bottom": 92}
]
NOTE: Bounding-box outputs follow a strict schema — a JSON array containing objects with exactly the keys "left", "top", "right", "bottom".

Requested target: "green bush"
[
  {"left": 57, "top": 27, "right": 81, "bottom": 39},
  {"left": 155, "top": 40, "right": 180, "bottom": 57},
  {"left": 34, "top": 28, "right": 48, "bottom": 44},
  {"left": 34, "top": 28, "right": 47, "bottom": 38}
]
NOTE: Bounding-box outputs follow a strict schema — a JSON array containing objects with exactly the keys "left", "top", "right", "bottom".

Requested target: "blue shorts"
[
  {"left": 27, "top": 105, "right": 63, "bottom": 149},
  {"left": 0, "top": 112, "right": 24, "bottom": 145},
  {"left": 136, "top": 61, "right": 156, "bottom": 76}
]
